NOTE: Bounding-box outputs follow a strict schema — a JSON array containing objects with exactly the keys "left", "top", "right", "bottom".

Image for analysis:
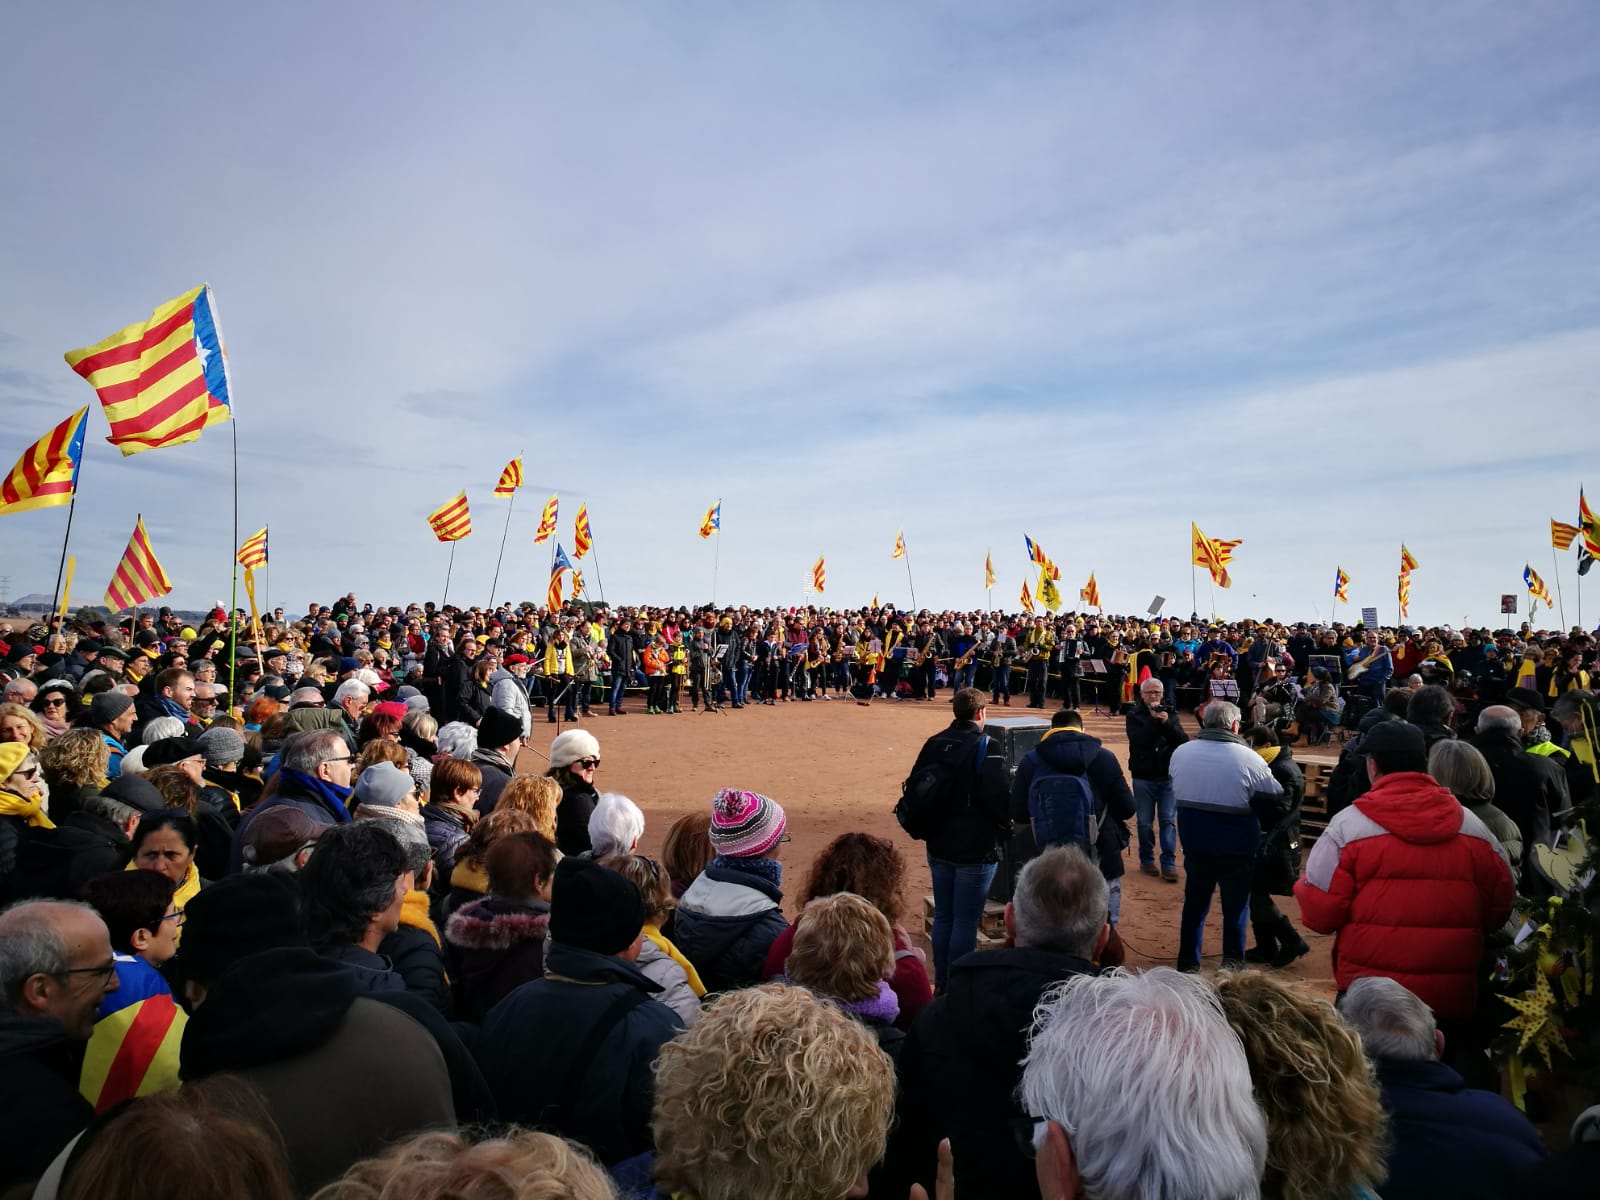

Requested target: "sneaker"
[
  {"left": 1140, "top": 863, "right": 1160, "bottom": 878},
  {"left": 1270, "top": 940, "right": 1311, "bottom": 969},
  {"left": 1160, "top": 866, "right": 1180, "bottom": 883}
]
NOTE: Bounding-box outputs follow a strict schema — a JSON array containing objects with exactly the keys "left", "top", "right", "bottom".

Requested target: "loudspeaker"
[{"left": 983, "top": 716, "right": 1049, "bottom": 902}]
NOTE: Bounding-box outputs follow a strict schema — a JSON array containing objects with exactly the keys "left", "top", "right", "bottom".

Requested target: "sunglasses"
[
  {"left": 575, "top": 757, "right": 600, "bottom": 770},
  {"left": 1010, "top": 1114, "right": 1047, "bottom": 1159},
  {"left": 40, "top": 697, "right": 67, "bottom": 708}
]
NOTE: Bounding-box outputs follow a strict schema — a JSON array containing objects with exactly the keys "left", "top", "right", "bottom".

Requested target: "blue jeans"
[
  {"left": 733, "top": 662, "right": 753, "bottom": 705},
  {"left": 927, "top": 855, "right": 997, "bottom": 989},
  {"left": 1133, "top": 779, "right": 1177, "bottom": 871},
  {"left": 1178, "top": 851, "right": 1253, "bottom": 970},
  {"left": 609, "top": 673, "right": 627, "bottom": 712}
]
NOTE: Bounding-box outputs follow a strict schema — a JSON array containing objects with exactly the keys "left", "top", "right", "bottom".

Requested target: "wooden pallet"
[
  {"left": 1298, "top": 750, "right": 1340, "bottom": 842},
  {"left": 922, "top": 895, "right": 1008, "bottom": 949}
]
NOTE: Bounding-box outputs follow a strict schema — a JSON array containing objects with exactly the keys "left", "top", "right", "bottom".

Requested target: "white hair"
[
  {"left": 588, "top": 792, "right": 645, "bottom": 857},
  {"left": 1337, "top": 977, "right": 1437, "bottom": 1063},
  {"left": 1020, "top": 968, "right": 1267, "bottom": 1200},
  {"left": 139, "top": 716, "right": 187, "bottom": 746},
  {"left": 434, "top": 721, "right": 478, "bottom": 761},
  {"left": 332, "top": 678, "right": 371, "bottom": 706},
  {"left": 1201, "top": 701, "right": 1242, "bottom": 731},
  {"left": 1475, "top": 706, "right": 1522, "bottom": 738}
]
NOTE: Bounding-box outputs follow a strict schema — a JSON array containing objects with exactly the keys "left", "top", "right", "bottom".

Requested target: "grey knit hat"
[
  {"left": 196, "top": 725, "right": 246, "bottom": 768},
  {"left": 87, "top": 691, "right": 135, "bottom": 725}
]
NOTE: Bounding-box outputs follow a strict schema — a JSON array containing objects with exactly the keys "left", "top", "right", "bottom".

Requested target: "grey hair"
[
  {"left": 1475, "top": 706, "right": 1521, "bottom": 738},
  {"left": 434, "top": 722, "right": 478, "bottom": 761},
  {"left": 81, "top": 793, "right": 140, "bottom": 829},
  {"left": 401, "top": 710, "right": 437, "bottom": 741},
  {"left": 332, "top": 678, "right": 371, "bottom": 706},
  {"left": 1011, "top": 845, "right": 1109, "bottom": 959},
  {"left": 1021, "top": 968, "right": 1267, "bottom": 1200},
  {"left": 138, "top": 716, "right": 188, "bottom": 746},
  {"left": 279, "top": 729, "right": 349, "bottom": 774},
  {"left": 1550, "top": 691, "right": 1592, "bottom": 724},
  {"left": 1427, "top": 740, "right": 1495, "bottom": 802},
  {"left": 587, "top": 792, "right": 646, "bottom": 858},
  {"left": 0, "top": 900, "right": 95, "bottom": 1009},
  {"left": 1337, "top": 977, "right": 1437, "bottom": 1063},
  {"left": 356, "top": 809, "right": 432, "bottom": 875},
  {"left": 289, "top": 687, "right": 325, "bottom": 707},
  {"left": 1201, "top": 701, "right": 1242, "bottom": 731}
]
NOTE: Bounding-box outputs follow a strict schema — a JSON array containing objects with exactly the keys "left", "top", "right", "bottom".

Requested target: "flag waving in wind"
[
  {"left": 494, "top": 458, "right": 523, "bottom": 496},
  {"left": 1023, "top": 535, "right": 1061, "bottom": 580},
  {"left": 985, "top": 553, "right": 996, "bottom": 591},
  {"left": 1080, "top": 573, "right": 1101, "bottom": 610},
  {"left": 427, "top": 492, "right": 472, "bottom": 542},
  {"left": 892, "top": 531, "right": 906, "bottom": 559},
  {"left": 548, "top": 544, "right": 572, "bottom": 610},
  {"left": 0, "top": 407, "right": 88, "bottom": 516},
  {"left": 104, "top": 517, "right": 172, "bottom": 612},
  {"left": 1038, "top": 569, "right": 1062, "bottom": 612},
  {"left": 236, "top": 527, "right": 269, "bottom": 570},
  {"left": 698, "top": 501, "right": 721, "bottom": 539},
  {"left": 1552, "top": 519, "right": 1580, "bottom": 551},
  {"left": 573, "top": 504, "right": 592, "bottom": 559},
  {"left": 1524, "top": 565, "right": 1551, "bottom": 607},
  {"left": 1191, "top": 523, "right": 1240, "bottom": 588},
  {"left": 64, "top": 286, "right": 231, "bottom": 456},
  {"left": 1020, "top": 580, "right": 1035, "bottom": 614},
  {"left": 533, "top": 494, "right": 558, "bottom": 544},
  {"left": 811, "top": 555, "right": 826, "bottom": 594},
  {"left": 1334, "top": 567, "right": 1350, "bottom": 604},
  {"left": 1580, "top": 489, "right": 1600, "bottom": 557},
  {"left": 1400, "top": 545, "right": 1419, "bottom": 574}
]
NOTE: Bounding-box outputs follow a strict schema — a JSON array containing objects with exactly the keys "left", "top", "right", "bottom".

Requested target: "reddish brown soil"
[{"left": 518, "top": 696, "right": 1334, "bottom": 992}]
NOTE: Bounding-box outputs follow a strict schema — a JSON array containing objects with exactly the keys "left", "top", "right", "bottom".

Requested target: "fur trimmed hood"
[{"left": 445, "top": 897, "right": 550, "bottom": 952}]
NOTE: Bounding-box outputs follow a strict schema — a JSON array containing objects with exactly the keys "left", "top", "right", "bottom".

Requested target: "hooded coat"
[
  {"left": 1009, "top": 728, "right": 1135, "bottom": 880},
  {"left": 444, "top": 895, "right": 550, "bottom": 1023},
  {"left": 1295, "top": 771, "right": 1514, "bottom": 1018},
  {"left": 673, "top": 863, "right": 789, "bottom": 994}
]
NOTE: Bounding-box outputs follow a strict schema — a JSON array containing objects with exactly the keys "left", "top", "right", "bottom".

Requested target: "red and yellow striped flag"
[
  {"left": 236, "top": 527, "right": 268, "bottom": 570},
  {"left": 1334, "top": 567, "right": 1350, "bottom": 603},
  {"left": 1020, "top": 580, "right": 1035, "bottom": 613},
  {"left": 1581, "top": 489, "right": 1600, "bottom": 557},
  {"left": 494, "top": 457, "right": 523, "bottom": 497},
  {"left": 64, "top": 286, "right": 231, "bottom": 456},
  {"left": 1400, "top": 544, "right": 1419, "bottom": 574},
  {"left": 1524, "top": 565, "right": 1551, "bottom": 607},
  {"left": 892, "top": 530, "right": 906, "bottom": 559},
  {"left": 1080, "top": 573, "right": 1101, "bottom": 610},
  {"left": 1192, "top": 523, "right": 1239, "bottom": 589},
  {"left": 104, "top": 517, "right": 172, "bottom": 612},
  {"left": 533, "top": 494, "right": 558, "bottom": 544},
  {"left": 1552, "top": 519, "right": 1580, "bottom": 551},
  {"left": 811, "top": 555, "right": 827, "bottom": 594},
  {"left": 0, "top": 407, "right": 88, "bottom": 516},
  {"left": 573, "top": 504, "right": 592, "bottom": 559},
  {"left": 570, "top": 569, "right": 585, "bottom": 601},
  {"left": 427, "top": 492, "right": 472, "bottom": 542},
  {"left": 547, "top": 569, "right": 565, "bottom": 611}
]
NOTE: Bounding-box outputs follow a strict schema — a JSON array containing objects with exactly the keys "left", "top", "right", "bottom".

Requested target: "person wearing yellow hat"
[{"left": 0, "top": 741, "right": 54, "bottom": 889}]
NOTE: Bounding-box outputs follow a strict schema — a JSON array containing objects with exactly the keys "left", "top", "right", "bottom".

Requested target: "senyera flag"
[
  {"left": 104, "top": 516, "right": 173, "bottom": 612},
  {"left": 427, "top": 492, "right": 472, "bottom": 542},
  {"left": 236, "top": 527, "right": 268, "bottom": 570},
  {"left": 64, "top": 286, "right": 231, "bottom": 456},
  {"left": 1552, "top": 519, "right": 1579, "bottom": 551},
  {"left": 533, "top": 494, "right": 559, "bottom": 544},
  {"left": 573, "top": 504, "right": 593, "bottom": 559},
  {"left": 811, "top": 555, "right": 826, "bottom": 594},
  {"left": 494, "top": 457, "right": 524, "bottom": 497},
  {"left": 0, "top": 406, "right": 88, "bottom": 516}
]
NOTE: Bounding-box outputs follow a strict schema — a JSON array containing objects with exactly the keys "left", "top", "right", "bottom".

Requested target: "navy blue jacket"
[
  {"left": 1009, "top": 729, "right": 1135, "bottom": 879},
  {"left": 1374, "top": 1056, "right": 1544, "bottom": 1200}
]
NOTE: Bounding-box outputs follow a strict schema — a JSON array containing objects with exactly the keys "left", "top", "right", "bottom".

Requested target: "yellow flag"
[
  {"left": 984, "top": 552, "right": 995, "bottom": 590},
  {"left": 1038, "top": 568, "right": 1062, "bottom": 612}
]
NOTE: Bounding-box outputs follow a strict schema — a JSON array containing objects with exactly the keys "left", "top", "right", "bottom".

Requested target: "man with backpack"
[
  {"left": 1009, "top": 710, "right": 1136, "bottom": 923},
  {"left": 897, "top": 688, "right": 1011, "bottom": 990}
]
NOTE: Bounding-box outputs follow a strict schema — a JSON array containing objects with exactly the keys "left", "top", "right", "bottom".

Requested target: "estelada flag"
[
  {"left": 1020, "top": 580, "right": 1035, "bottom": 613},
  {"left": 892, "top": 530, "right": 906, "bottom": 559},
  {"left": 811, "top": 555, "right": 826, "bottom": 594},
  {"left": 1023, "top": 535, "right": 1061, "bottom": 580},
  {"left": 1334, "top": 567, "right": 1350, "bottom": 603},
  {"left": 573, "top": 503, "right": 592, "bottom": 558},
  {"left": 427, "top": 492, "right": 472, "bottom": 542},
  {"left": 1080, "top": 573, "right": 1101, "bottom": 610},
  {"left": 494, "top": 457, "right": 523, "bottom": 497},
  {"left": 533, "top": 494, "right": 558, "bottom": 544},
  {"left": 236, "top": 527, "right": 268, "bottom": 570},
  {"left": 104, "top": 516, "right": 172, "bottom": 612},
  {"left": 64, "top": 285, "right": 231, "bottom": 456},
  {"left": 698, "top": 501, "right": 721, "bottom": 539},
  {"left": 0, "top": 407, "right": 88, "bottom": 516},
  {"left": 1552, "top": 518, "right": 1580, "bottom": 551},
  {"left": 1580, "top": 489, "right": 1600, "bottom": 557},
  {"left": 1524, "top": 565, "right": 1551, "bottom": 606}
]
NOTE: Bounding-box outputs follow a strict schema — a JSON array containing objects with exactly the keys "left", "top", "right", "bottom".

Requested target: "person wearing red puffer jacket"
[{"left": 1296, "top": 720, "right": 1512, "bottom": 1026}]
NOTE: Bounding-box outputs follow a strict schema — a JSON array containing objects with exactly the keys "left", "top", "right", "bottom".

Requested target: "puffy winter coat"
[
  {"left": 1294, "top": 771, "right": 1513, "bottom": 1018},
  {"left": 673, "top": 865, "right": 789, "bottom": 994},
  {"left": 1009, "top": 729, "right": 1135, "bottom": 880},
  {"left": 1474, "top": 730, "right": 1568, "bottom": 862},
  {"left": 444, "top": 895, "right": 549, "bottom": 1023}
]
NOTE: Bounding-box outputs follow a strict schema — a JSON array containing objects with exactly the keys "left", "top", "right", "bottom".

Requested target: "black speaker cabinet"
[{"left": 983, "top": 716, "right": 1049, "bottom": 902}]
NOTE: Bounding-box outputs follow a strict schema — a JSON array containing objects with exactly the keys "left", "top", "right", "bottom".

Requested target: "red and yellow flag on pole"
[
  {"left": 1400, "top": 545, "right": 1419, "bottom": 574},
  {"left": 1191, "top": 523, "right": 1239, "bottom": 588},
  {"left": 236, "top": 527, "right": 268, "bottom": 570},
  {"left": 811, "top": 555, "right": 826, "bottom": 594},
  {"left": 64, "top": 286, "right": 231, "bottom": 456},
  {"left": 1080, "top": 573, "right": 1101, "bottom": 610},
  {"left": 1580, "top": 489, "right": 1600, "bottom": 557},
  {"left": 1020, "top": 579, "right": 1035, "bottom": 613},
  {"left": 104, "top": 516, "right": 172, "bottom": 612},
  {"left": 698, "top": 501, "right": 721, "bottom": 539},
  {"left": 493, "top": 457, "right": 523, "bottom": 497},
  {"left": 984, "top": 552, "right": 996, "bottom": 591},
  {"left": 1334, "top": 567, "right": 1350, "bottom": 604},
  {"left": 0, "top": 407, "right": 89, "bottom": 516},
  {"left": 1525, "top": 565, "right": 1551, "bottom": 607},
  {"left": 533, "top": 494, "right": 558, "bottom": 544},
  {"left": 570, "top": 569, "right": 585, "bottom": 602},
  {"left": 892, "top": 530, "right": 906, "bottom": 560},
  {"left": 427, "top": 492, "right": 472, "bottom": 542},
  {"left": 573, "top": 504, "right": 593, "bottom": 558},
  {"left": 1552, "top": 518, "right": 1580, "bottom": 551}
]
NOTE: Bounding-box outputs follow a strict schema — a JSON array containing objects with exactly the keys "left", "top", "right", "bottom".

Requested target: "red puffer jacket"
[{"left": 1295, "top": 770, "right": 1513, "bottom": 1019}]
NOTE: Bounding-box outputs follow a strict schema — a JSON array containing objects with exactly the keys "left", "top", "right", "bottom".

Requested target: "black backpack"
[{"left": 896, "top": 732, "right": 989, "bottom": 840}]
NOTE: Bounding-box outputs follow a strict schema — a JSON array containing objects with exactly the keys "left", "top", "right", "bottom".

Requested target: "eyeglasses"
[
  {"left": 1009, "top": 1114, "right": 1047, "bottom": 1160},
  {"left": 57, "top": 960, "right": 118, "bottom": 986},
  {"left": 575, "top": 757, "right": 600, "bottom": 770},
  {"left": 160, "top": 910, "right": 186, "bottom": 926},
  {"left": 40, "top": 697, "right": 67, "bottom": 709},
  {"left": 327, "top": 754, "right": 357, "bottom": 764}
]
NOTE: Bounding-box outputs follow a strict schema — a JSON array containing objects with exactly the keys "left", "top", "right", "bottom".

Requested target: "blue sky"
[{"left": 2, "top": 3, "right": 1598, "bottom": 625}]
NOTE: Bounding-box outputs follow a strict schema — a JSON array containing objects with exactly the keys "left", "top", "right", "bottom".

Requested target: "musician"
[
  {"left": 1056, "top": 623, "right": 1088, "bottom": 709},
  {"left": 989, "top": 628, "right": 1017, "bottom": 707},
  {"left": 909, "top": 622, "right": 943, "bottom": 701},
  {"left": 806, "top": 633, "right": 830, "bottom": 701},
  {"left": 1294, "top": 665, "right": 1342, "bottom": 745},
  {"left": 1347, "top": 629, "right": 1393, "bottom": 710},
  {"left": 852, "top": 634, "right": 880, "bottom": 706},
  {"left": 542, "top": 627, "right": 578, "bottom": 723},
  {"left": 878, "top": 620, "right": 906, "bottom": 700},
  {"left": 948, "top": 623, "right": 978, "bottom": 692},
  {"left": 1101, "top": 631, "right": 1131, "bottom": 716},
  {"left": 1022, "top": 617, "right": 1054, "bottom": 709}
]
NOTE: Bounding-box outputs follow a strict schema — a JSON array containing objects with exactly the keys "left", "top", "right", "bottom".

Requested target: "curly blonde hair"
[
  {"left": 354, "top": 739, "right": 407, "bottom": 781},
  {"left": 651, "top": 984, "right": 895, "bottom": 1200},
  {"left": 0, "top": 703, "right": 46, "bottom": 752},
  {"left": 38, "top": 727, "right": 110, "bottom": 789},
  {"left": 497, "top": 774, "right": 560, "bottom": 840},
  {"left": 787, "top": 893, "right": 894, "bottom": 1002},
  {"left": 1213, "top": 971, "right": 1387, "bottom": 1200},
  {"left": 310, "top": 1128, "right": 614, "bottom": 1200}
]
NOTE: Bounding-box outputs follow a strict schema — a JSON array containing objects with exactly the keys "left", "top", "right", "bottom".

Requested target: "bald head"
[{"left": 0, "top": 900, "right": 118, "bottom": 1038}]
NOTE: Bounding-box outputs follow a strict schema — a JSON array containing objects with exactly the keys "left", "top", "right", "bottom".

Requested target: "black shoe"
[
  {"left": 1243, "top": 946, "right": 1276, "bottom": 965},
  {"left": 1270, "top": 940, "right": 1310, "bottom": 969}
]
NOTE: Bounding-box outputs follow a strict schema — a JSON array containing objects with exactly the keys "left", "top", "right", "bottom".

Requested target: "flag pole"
[
  {"left": 442, "top": 541, "right": 457, "bottom": 608},
  {"left": 1552, "top": 545, "right": 1567, "bottom": 630},
  {"left": 1190, "top": 563, "right": 1197, "bottom": 620},
  {"left": 489, "top": 484, "right": 519, "bottom": 608},
  {"left": 711, "top": 497, "right": 722, "bottom": 606},
  {"left": 227, "top": 418, "right": 240, "bottom": 680},
  {"left": 49, "top": 490, "right": 80, "bottom": 634},
  {"left": 589, "top": 542, "right": 608, "bottom": 606},
  {"left": 902, "top": 535, "right": 918, "bottom": 613}
]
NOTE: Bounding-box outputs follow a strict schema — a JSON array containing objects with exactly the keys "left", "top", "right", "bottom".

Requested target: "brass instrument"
[
  {"left": 1110, "top": 645, "right": 1129, "bottom": 666},
  {"left": 916, "top": 635, "right": 939, "bottom": 666},
  {"left": 954, "top": 642, "right": 977, "bottom": 670}
]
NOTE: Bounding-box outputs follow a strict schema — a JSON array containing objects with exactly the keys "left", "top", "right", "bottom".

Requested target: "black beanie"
[
  {"left": 181, "top": 873, "right": 307, "bottom": 985},
  {"left": 477, "top": 705, "right": 523, "bottom": 750},
  {"left": 549, "top": 857, "right": 646, "bottom": 956},
  {"left": 1363, "top": 721, "right": 1428, "bottom": 775}
]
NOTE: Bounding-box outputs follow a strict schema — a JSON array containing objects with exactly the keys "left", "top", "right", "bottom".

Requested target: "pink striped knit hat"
[{"left": 709, "top": 787, "right": 788, "bottom": 858}]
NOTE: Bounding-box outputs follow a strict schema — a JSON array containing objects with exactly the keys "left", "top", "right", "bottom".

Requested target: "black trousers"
[
  {"left": 1249, "top": 887, "right": 1300, "bottom": 950},
  {"left": 1026, "top": 661, "right": 1047, "bottom": 706},
  {"left": 1059, "top": 670, "right": 1081, "bottom": 708}
]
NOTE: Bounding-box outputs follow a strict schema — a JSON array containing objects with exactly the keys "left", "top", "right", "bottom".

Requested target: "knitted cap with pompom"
[{"left": 709, "top": 787, "right": 787, "bottom": 858}]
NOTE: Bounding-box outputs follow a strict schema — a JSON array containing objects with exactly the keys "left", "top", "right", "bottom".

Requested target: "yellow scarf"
[
  {"left": 401, "top": 889, "right": 442, "bottom": 947},
  {"left": 644, "top": 924, "right": 706, "bottom": 997},
  {"left": 450, "top": 859, "right": 489, "bottom": 897},
  {"left": 0, "top": 789, "right": 54, "bottom": 829}
]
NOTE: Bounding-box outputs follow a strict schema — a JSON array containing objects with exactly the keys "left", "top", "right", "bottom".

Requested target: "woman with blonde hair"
[
  {"left": 0, "top": 701, "right": 47, "bottom": 752},
  {"left": 312, "top": 1129, "right": 615, "bottom": 1200},
  {"left": 1213, "top": 970, "right": 1387, "bottom": 1200},
  {"left": 785, "top": 893, "right": 902, "bottom": 1057},
  {"left": 38, "top": 726, "right": 110, "bottom": 822},
  {"left": 1428, "top": 739, "right": 1522, "bottom": 885},
  {"left": 621, "top": 984, "right": 895, "bottom": 1200},
  {"left": 600, "top": 852, "right": 705, "bottom": 1025},
  {"left": 496, "top": 773, "right": 560, "bottom": 841}
]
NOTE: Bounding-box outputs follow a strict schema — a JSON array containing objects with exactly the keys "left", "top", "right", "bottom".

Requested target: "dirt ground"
[{"left": 519, "top": 694, "right": 1335, "bottom": 993}]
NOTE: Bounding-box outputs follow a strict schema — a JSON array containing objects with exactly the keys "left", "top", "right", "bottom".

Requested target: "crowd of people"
[{"left": 0, "top": 595, "right": 1597, "bottom": 1199}]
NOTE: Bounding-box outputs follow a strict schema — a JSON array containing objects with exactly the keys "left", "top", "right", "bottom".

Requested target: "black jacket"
[
  {"left": 6, "top": 808, "right": 131, "bottom": 902},
  {"left": 379, "top": 922, "right": 454, "bottom": 1016},
  {"left": 673, "top": 863, "right": 789, "bottom": 994},
  {"left": 477, "top": 941, "right": 683, "bottom": 1165},
  {"left": 1009, "top": 729, "right": 1135, "bottom": 880},
  {"left": 892, "top": 948, "right": 1098, "bottom": 1200},
  {"left": 0, "top": 1013, "right": 94, "bottom": 1192},
  {"left": 444, "top": 895, "right": 549, "bottom": 1023},
  {"left": 1125, "top": 703, "right": 1189, "bottom": 780},
  {"left": 915, "top": 720, "right": 1011, "bottom": 866},
  {"left": 470, "top": 750, "right": 515, "bottom": 816},
  {"left": 553, "top": 776, "right": 600, "bottom": 855},
  {"left": 1251, "top": 746, "right": 1305, "bottom": 895},
  {"left": 606, "top": 631, "right": 637, "bottom": 677},
  {"left": 1474, "top": 730, "right": 1567, "bottom": 862}
]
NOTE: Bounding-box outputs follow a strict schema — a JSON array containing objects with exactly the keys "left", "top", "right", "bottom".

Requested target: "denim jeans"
[
  {"left": 733, "top": 662, "right": 753, "bottom": 705},
  {"left": 1178, "top": 851, "right": 1253, "bottom": 970},
  {"left": 927, "top": 855, "right": 997, "bottom": 990},
  {"left": 608, "top": 673, "right": 627, "bottom": 712},
  {"left": 1133, "top": 778, "right": 1177, "bottom": 871}
]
